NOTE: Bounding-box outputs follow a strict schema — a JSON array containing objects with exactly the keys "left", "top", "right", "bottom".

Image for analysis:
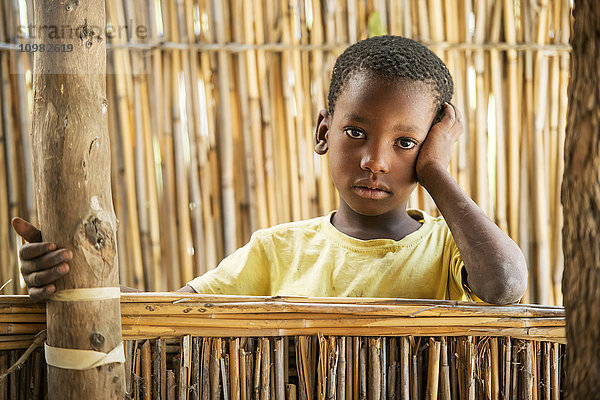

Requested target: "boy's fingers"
[
  {"left": 11, "top": 217, "right": 43, "bottom": 243},
  {"left": 20, "top": 249, "right": 72, "bottom": 274},
  {"left": 21, "top": 249, "right": 73, "bottom": 275},
  {"left": 19, "top": 242, "right": 58, "bottom": 261},
  {"left": 432, "top": 103, "right": 456, "bottom": 134},
  {"left": 449, "top": 105, "right": 463, "bottom": 138},
  {"left": 28, "top": 285, "right": 56, "bottom": 302},
  {"left": 453, "top": 104, "right": 463, "bottom": 125},
  {"left": 23, "top": 264, "right": 69, "bottom": 289}
]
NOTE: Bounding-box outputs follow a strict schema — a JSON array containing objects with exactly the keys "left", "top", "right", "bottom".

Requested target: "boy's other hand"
[
  {"left": 11, "top": 217, "right": 72, "bottom": 301},
  {"left": 416, "top": 102, "right": 463, "bottom": 184}
]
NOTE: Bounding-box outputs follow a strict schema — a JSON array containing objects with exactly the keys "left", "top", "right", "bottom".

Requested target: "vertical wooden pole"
[
  {"left": 562, "top": 0, "right": 600, "bottom": 396},
  {"left": 31, "top": 0, "right": 124, "bottom": 398}
]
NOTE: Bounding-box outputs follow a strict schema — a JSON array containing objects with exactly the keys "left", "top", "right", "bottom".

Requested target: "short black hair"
[{"left": 327, "top": 35, "right": 453, "bottom": 121}]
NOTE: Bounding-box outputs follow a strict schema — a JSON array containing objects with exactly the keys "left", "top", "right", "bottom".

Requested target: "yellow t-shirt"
[{"left": 187, "top": 209, "right": 475, "bottom": 301}]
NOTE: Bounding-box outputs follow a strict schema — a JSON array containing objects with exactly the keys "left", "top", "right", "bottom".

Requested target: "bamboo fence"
[
  {"left": 0, "top": 0, "right": 572, "bottom": 304},
  {"left": 0, "top": 295, "right": 566, "bottom": 399}
]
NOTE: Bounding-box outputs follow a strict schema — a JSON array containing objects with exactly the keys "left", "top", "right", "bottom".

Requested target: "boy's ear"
[{"left": 314, "top": 109, "right": 330, "bottom": 155}]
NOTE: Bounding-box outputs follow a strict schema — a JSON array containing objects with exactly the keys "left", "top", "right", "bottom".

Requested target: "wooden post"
[
  {"left": 562, "top": 0, "right": 600, "bottom": 397},
  {"left": 30, "top": 0, "right": 125, "bottom": 398}
]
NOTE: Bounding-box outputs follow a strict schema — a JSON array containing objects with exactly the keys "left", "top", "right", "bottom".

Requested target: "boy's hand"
[
  {"left": 416, "top": 102, "right": 463, "bottom": 184},
  {"left": 11, "top": 217, "right": 72, "bottom": 301}
]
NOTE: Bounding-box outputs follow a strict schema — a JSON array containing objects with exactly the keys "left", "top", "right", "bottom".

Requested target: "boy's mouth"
[{"left": 352, "top": 181, "right": 391, "bottom": 199}]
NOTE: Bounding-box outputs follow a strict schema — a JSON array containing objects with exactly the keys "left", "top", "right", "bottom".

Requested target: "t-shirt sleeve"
[
  {"left": 445, "top": 232, "right": 482, "bottom": 302},
  {"left": 186, "top": 233, "right": 271, "bottom": 295}
]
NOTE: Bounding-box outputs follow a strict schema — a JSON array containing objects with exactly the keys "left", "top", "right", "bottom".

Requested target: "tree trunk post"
[
  {"left": 31, "top": 1, "right": 125, "bottom": 398},
  {"left": 561, "top": 0, "right": 600, "bottom": 397}
]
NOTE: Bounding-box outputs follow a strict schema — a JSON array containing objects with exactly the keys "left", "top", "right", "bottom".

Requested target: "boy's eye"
[
  {"left": 396, "top": 138, "right": 417, "bottom": 149},
  {"left": 344, "top": 128, "right": 366, "bottom": 139}
]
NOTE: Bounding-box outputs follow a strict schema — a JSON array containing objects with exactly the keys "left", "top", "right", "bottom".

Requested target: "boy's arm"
[{"left": 417, "top": 104, "right": 528, "bottom": 304}]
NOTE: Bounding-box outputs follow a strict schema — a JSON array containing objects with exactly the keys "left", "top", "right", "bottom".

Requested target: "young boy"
[{"left": 14, "top": 35, "right": 527, "bottom": 304}]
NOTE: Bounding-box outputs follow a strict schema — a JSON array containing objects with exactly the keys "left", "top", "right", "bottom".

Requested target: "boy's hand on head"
[
  {"left": 11, "top": 217, "right": 72, "bottom": 301},
  {"left": 416, "top": 102, "right": 463, "bottom": 185}
]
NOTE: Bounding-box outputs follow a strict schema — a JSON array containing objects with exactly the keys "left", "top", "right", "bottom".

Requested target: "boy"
[{"left": 14, "top": 36, "right": 527, "bottom": 304}]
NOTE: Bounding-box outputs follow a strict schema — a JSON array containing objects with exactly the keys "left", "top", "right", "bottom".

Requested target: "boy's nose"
[{"left": 360, "top": 143, "right": 390, "bottom": 174}]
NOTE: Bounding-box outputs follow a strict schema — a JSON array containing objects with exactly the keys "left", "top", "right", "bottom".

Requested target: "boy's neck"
[{"left": 331, "top": 203, "right": 423, "bottom": 241}]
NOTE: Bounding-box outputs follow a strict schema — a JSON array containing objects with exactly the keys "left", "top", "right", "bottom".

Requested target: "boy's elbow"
[{"left": 473, "top": 258, "right": 528, "bottom": 305}]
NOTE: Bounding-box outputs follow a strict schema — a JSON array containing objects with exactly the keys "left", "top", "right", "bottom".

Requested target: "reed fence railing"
[{"left": 0, "top": 295, "right": 566, "bottom": 399}]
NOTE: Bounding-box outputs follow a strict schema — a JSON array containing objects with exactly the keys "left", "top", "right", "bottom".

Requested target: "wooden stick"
[
  {"left": 180, "top": 335, "right": 191, "bottom": 400},
  {"left": 543, "top": 342, "right": 550, "bottom": 400},
  {"left": 326, "top": 337, "right": 338, "bottom": 400},
  {"left": 511, "top": 340, "right": 519, "bottom": 399},
  {"left": 295, "top": 336, "right": 308, "bottom": 400},
  {"left": 439, "top": 338, "right": 450, "bottom": 400},
  {"left": 410, "top": 337, "right": 419, "bottom": 400},
  {"left": 230, "top": 338, "right": 241, "bottom": 400},
  {"left": 345, "top": 336, "right": 353, "bottom": 400},
  {"left": 286, "top": 384, "right": 297, "bottom": 400},
  {"left": 388, "top": 337, "right": 397, "bottom": 400},
  {"left": 191, "top": 337, "right": 200, "bottom": 400},
  {"left": 503, "top": 337, "right": 511, "bottom": 400},
  {"left": 142, "top": 340, "right": 152, "bottom": 400},
  {"left": 211, "top": 0, "right": 237, "bottom": 256},
  {"left": 425, "top": 338, "right": 440, "bottom": 400},
  {"left": 106, "top": 0, "right": 145, "bottom": 289},
  {"left": 201, "top": 338, "right": 210, "bottom": 400},
  {"left": 317, "top": 335, "right": 326, "bottom": 400},
  {"left": 552, "top": 0, "right": 570, "bottom": 308},
  {"left": 466, "top": 337, "right": 475, "bottom": 400},
  {"left": 359, "top": 338, "right": 367, "bottom": 400},
  {"left": 0, "top": 66, "right": 10, "bottom": 294},
  {"left": 491, "top": 338, "right": 500, "bottom": 400},
  {"left": 167, "top": 370, "right": 176, "bottom": 400},
  {"left": 254, "top": 337, "right": 262, "bottom": 400},
  {"left": 381, "top": 337, "right": 387, "bottom": 400},
  {"left": 221, "top": 355, "right": 230, "bottom": 400},
  {"left": 260, "top": 339, "right": 270, "bottom": 400},
  {"left": 31, "top": 0, "right": 125, "bottom": 397},
  {"left": 353, "top": 337, "right": 360, "bottom": 400},
  {"left": 368, "top": 337, "right": 381, "bottom": 400},
  {"left": 550, "top": 343, "right": 559, "bottom": 400},
  {"left": 337, "top": 337, "right": 346, "bottom": 399},
  {"left": 134, "top": 342, "right": 141, "bottom": 399},
  {"left": 239, "top": 349, "right": 247, "bottom": 400},
  {"left": 245, "top": 351, "right": 254, "bottom": 400},
  {"left": 482, "top": 339, "right": 492, "bottom": 399},
  {"left": 400, "top": 336, "right": 410, "bottom": 400},
  {"left": 211, "top": 338, "right": 222, "bottom": 399},
  {"left": 523, "top": 340, "right": 534, "bottom": 399},
  {"left": 274, "top": 338, "right": 285, "bottom": 400}
]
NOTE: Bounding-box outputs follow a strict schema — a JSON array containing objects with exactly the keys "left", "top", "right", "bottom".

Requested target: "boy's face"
[{"left": 315, "top": 73, "right": 438, "bottom": 217}]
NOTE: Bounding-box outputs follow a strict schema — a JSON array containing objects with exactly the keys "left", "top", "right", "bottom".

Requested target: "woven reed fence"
[
  {"left": 0, "top": 0, "right": 571, "bottom": 304},
  {"left": 0, "top": 295, "right": 566, "bottom": 399}
]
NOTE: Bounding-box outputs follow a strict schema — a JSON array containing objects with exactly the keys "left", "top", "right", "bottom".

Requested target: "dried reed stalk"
[
  {"left": 466, "top": 337, "right": 475, "bottom": 400},
  {"left": 425, "top": 338, "right": 440, "bottom": 400},
  {"left": 439, "top": 338, "right": 451, "bottom": 400},
  {"left": 274, "top": 337, "right": 285, "bottom": 400},
  {"left": 260, "top": 338, "right": 270, "bottom": 400},
  {"left": 400, "top": 336, "right": 410, "bottom": 399},
  {"left": 336, "top": 337, "right": 346, "bottom": 399}
]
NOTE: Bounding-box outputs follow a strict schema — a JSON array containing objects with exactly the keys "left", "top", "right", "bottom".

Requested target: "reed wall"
[{"left": 0, "top": 0, "right": 571, "bottom": 304}]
